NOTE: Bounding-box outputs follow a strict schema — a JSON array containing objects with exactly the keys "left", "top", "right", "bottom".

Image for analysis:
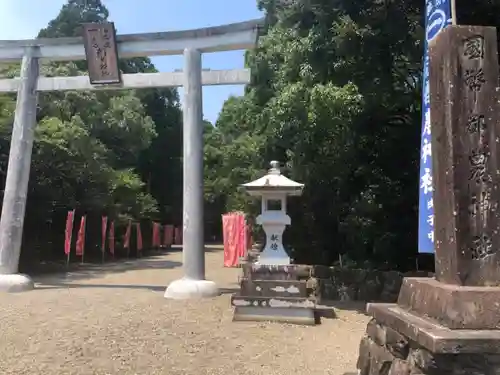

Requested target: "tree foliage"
[
  {"left": 206, "top": 0, "right": 426, "bottom": 269},
  {"left": 0, "top": 0, "right": 183, "bottom": 268},
  {"left": 3, "top": 0, "right": 499, "bottom": 271},
  {"left": 205, "top": 0, "right": 500, "bottom": 269}
]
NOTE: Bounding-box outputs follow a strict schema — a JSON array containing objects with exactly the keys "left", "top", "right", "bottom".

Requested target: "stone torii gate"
[{"left": 0, "top": 20, "right": 262, "bottom": 297}]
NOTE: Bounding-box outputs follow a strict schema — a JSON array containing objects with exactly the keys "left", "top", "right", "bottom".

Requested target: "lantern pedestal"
[
  {"left": 256, "top": 212, "right": 291, "bottom": 266},
  {"left": 231, "top": 263, "right": 317, "bottom": 325},
  {"left": 233, "top": 161, "right": 316, "bottom": 324}
]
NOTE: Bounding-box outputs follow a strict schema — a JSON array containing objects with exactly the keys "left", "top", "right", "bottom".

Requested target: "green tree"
[
  {"left": 37, "top": 0, "right": 184, "bottom": 225},
  {"left": 0, "top": 0, "right": 183, "bottom": 268},
  {"left": 209, "top": 0, "right": 426, "bottom": 269}
]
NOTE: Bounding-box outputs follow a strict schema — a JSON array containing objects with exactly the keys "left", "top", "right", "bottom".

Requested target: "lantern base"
[
  {"left": 256, "top": 256, "right": 290, "bottom": 266},
  {"left": 164, "top": 278, "right": 219, "bottom": 300},
  {"left": 233, "top": 306, "right": 316, "bottom": 325},
  {"left": 257, "top": 249, "right": 290, "bottom": 265},
  {"left": 0, "top": 273, "right": 34, "bottom": 292}
]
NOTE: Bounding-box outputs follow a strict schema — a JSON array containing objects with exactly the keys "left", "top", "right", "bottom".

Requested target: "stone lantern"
[{"left": 242, "top": 161, "right": 304, "bottom": 265}]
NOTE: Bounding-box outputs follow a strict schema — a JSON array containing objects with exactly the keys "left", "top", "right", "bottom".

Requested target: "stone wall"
[
  {"left": 311, "top": 266, "right": 433, "bottom": 303},
  {"left": 357, "top": 318, "right": 500, "bottom": 375}
]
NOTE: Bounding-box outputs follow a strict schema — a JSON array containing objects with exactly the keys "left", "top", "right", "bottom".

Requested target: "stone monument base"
[
  {"left": 0, "top": 273, "right": 34, "bottom": 292},
  {"left": 164, "top": 278, "right": 219, "bottom": 300},
  {"left": 356, "top": 278, "right": 500, "bottom": 375},
  {"left": 397, "top": 277, "right": 500, "bottom": 329},
  {"left": 232, "top": 263, "right": 318, "bottom": 325}
]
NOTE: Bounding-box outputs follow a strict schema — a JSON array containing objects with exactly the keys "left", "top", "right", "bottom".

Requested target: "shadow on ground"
[
  {"left": 317, "top": 300, "right": 367, "bottom": 314},
  {"left": 315, "top": 308, "right": 338, "bottom": 320},
  {"left": 35, "top": 281, "right": 239, "bottom": 295},
  {"left": 30, "top": 245, "right": 225, "bottom": 284},
  {"left": 33, "top": 256, "right": 182, "bottom": 283}
]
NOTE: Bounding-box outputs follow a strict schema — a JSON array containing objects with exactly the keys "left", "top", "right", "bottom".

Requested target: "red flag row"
[{"left": 64, "top": 211, "right": 182, "bottom": 262}]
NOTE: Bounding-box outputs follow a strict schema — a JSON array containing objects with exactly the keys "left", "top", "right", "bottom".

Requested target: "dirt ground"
[{"left": 0, "top": 245, "right": 369, "bottom": 375}]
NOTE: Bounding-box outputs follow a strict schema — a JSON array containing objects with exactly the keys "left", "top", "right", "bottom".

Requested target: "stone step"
[
  {"left": 242, "top": 264, "right": 311, "bottom": 280},
  {"left": 239, "top": 279, "right": 309, "bottom": 298},
  {"left": 231, "top": 295, "right": 316, "bottom": 309},
  {"left": 232, "top": 306, "right": 316, "bottom": 325}
]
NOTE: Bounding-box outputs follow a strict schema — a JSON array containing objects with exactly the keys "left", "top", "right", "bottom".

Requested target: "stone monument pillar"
[{"left": 356, "top": 25, "right": 500, "bottom": 375}]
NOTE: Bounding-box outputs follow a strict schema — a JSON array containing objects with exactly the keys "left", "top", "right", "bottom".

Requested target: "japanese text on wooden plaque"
[{"left": 82, "top": 23, "right": 121, "bottom": 85}]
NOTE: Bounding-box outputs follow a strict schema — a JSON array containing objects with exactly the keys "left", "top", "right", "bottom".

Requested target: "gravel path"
[{"left": 0, "top": 245, "right": 368, "bottom": 375}]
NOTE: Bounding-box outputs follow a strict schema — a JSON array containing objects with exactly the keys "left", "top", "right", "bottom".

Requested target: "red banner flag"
[
  {"left": 174, "top": 226, "right": 182, "bottom": 245},
  {"left": 222, "top": 212, "right": 246, "bottom": 267},
  {"left": 222, "top": 214, "right": 236, "bottom": 267},
  {"left": 136, "top": 222, "right": 143, "bottom": 252},
  {"left": 163, "top": 225, "right": 174, "bottom": 247},
  {"left": 123, "top": 220, "right": 131, "bottom": 249},
  {"left": 152, "top": 222, "right": 160, "bottom": 248},
  {"left": 101, "top": 216, "right": 108, "bottom": 253},
  {"left": 109, "top": 221, "right": 115, "bottom": 257},
  {"left": 75, "top": 216, "right": 86, "bottom": 258},
  {"left": 64, "top": 210, "right": 75, "bottom": 256}
]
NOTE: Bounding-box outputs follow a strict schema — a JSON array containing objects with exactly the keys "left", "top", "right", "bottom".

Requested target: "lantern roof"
[{"left": 242, "top": 161, "right": 304, "bottom": 196}]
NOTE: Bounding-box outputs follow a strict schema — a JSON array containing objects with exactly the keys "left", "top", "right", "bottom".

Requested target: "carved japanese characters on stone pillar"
[
  {"left": 429, "top": 26, "right": 500, "bottom": 286},
  {"left": 82, "top": 22, "right": 121, "bottom": 85}
]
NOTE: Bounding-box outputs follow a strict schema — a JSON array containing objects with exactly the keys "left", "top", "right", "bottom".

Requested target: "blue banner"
[{"left": 418, "top": 0, "right": 453, "bottom": 253}]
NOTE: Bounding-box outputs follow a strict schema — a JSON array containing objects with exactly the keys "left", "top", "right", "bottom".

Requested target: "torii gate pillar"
[
  {"left": 0, "top": 48, "right": 38, "bottom": 292},
  {"left": 164, "top": 48, "right": 218, "bottom": 299}
]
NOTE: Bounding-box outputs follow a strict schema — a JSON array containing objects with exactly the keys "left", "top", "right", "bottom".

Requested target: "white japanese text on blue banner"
[{"left": 418, "top": 0, "right": 452, "bottom": 253}]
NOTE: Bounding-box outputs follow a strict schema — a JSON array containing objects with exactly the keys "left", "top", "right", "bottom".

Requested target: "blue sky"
[{"left": 0, "top": 0, "right": 263, "bottom": 124}]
